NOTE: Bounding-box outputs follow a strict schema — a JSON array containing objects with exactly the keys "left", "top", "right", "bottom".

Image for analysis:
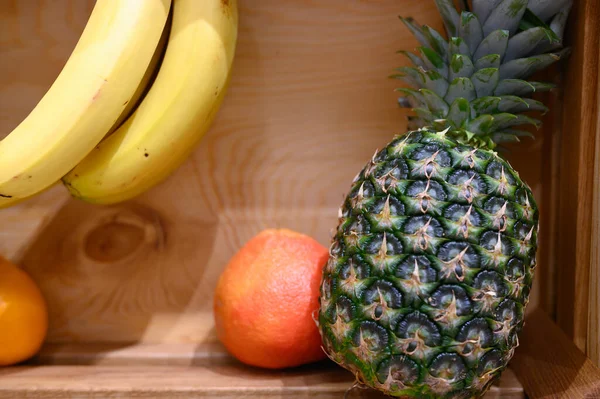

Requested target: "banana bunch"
[{"left": 0, "top": 0, "right": 238, "bottom": 208}]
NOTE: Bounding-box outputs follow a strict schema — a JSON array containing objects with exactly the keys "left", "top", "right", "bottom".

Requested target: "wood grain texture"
[
  {"left": 1, "top": 0, "right": 553, "bottom": 346},
  {"left": 589, "top": 36, "right": 600, "bottom": 368},
  {"left": 0, "top": 0, "right": 586, "bottom": 396},
  {"left": 529, "top": 65, "right": 565, "bottom": 316},
  {"left": 0, "top": 0, "right": 94, "bottom": 259},
  {"left": 0, "top": 0, "right": 96, "bottom": 138},
  {"left": 511, "top": 309, "right": 600, "bottom": 399},
  {"left": 0, "top": 185, "right": 68, "bottom": 263},
  {"left": 0, "top": 362, "right": 524, "bottom": 399},
  {"left": 33, "top": 342, "right": 234, "bottom": 366},
  {"left": 555, "top": 0, "right": 600, "bottom": 351},
  {"left": 8, "top": 343, "right": 523, "bottom": 397}
]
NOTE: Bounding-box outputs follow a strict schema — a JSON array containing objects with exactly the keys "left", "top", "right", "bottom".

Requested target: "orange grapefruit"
[{"left": 213, "top": 228, "right": 328, "bottom": 369}]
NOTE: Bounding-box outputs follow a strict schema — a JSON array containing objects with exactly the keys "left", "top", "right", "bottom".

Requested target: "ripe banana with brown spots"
[
  {"left": 0, "top": 0, "right": 172, "bottom": 208},
  {"left": 63, "top": 0, "right": 238, "bottom": 205}
]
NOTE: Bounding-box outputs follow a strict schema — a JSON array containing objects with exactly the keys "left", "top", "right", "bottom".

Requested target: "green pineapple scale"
[{"left": 317, "top": 0, "right": 572, "bottom": 398}]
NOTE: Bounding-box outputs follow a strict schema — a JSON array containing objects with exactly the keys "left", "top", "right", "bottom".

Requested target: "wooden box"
[{"left": 1, "top": 1, "right": 599, "bottom": 398}]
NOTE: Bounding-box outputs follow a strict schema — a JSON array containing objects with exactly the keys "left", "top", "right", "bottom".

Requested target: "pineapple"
[{"left": 317, "top": 0, "right": 572, "bottom": 397}]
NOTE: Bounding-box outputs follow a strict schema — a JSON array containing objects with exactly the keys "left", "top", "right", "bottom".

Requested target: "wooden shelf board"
[
  {"left": 0, "top": 342, "right": 523, "bottom": 398},
  {"left": 0, "top": 362, "right": 523, "bottom": 399},
  {"left": 9, "top": 310, "right": 600, "bottom": 398},
  {"left": 32, "top": 342, "right": 233, "bottom": 366}
]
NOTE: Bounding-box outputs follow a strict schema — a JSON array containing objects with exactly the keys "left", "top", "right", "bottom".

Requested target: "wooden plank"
[
  {"left": 511, "top": 309, "right": 600, "bottom": 399},
  {"left": 33, "top": 342, "right": 233, "bottom": 366},
  {"left": 19, "top": 343, "right": 524, "bottom": 397},
  {"left": 530, "top": 64, "right": 564, "bottom": 316},
  {"left": 19, "top": 205, "right": 341, "bottom": 343},
  {"left": 555, "top": 0, "right": 600, "bottom": 351},
  {"left": 0, "top": 363, "right": 523, "bottom": 399},
  {"left": 0, "top": 184, "right": 68, "bottom": 264},
  {"left": 588, "top": 36, "right": 600, "bottom": 367},
  {"left": 2, "top": 0, "right": 550, "bottom": 347}
]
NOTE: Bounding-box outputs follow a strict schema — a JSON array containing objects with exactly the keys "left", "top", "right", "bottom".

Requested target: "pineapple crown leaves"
[{"left": 392, "top": 0, "right": 572, "bottom": 150}]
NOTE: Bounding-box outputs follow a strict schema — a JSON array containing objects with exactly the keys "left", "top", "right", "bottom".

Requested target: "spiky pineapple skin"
[{"left": 318, "top": 129, "right": 538, "bottom": 398}]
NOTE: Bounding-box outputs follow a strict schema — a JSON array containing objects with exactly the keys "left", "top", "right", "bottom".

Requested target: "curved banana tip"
[
  {"left": 0, "top": 196, "right": 18, "bottom": 209},
  {"left": 60, "top": 178, "right": 96, "bottom": 205},
  {"left": 0, "top": 195, "right": 30, "bottom": 209},
  {"left": 0, "top": 191, "right": 39, "bottom": 208},
  {"left": 60, "top": 178, "right": 121, "bottom": 206}
]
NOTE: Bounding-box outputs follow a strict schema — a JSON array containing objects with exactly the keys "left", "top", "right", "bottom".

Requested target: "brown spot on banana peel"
[
  {"left": 0, "top": 194, "right": 13, "bottom": 198},
  {"left": 92, "top": 77, "right": 108, "bottom": 101},
  {"left": 119, "top": 176, "right": 137, "bottom": 189},
  {"left": 221, "top": 0, "right": 232, "bottom": 17},
  {"left": 62, "top": 180, "right": 82, "bottom": 198}
]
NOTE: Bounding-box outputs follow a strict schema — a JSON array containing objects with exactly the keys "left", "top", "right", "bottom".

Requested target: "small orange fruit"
[
  {"left": 0, "top": 255, "right": 48, "bottom": 366},
  {"left": 213, "top": 228, "right": 328, "bottom": 369}
]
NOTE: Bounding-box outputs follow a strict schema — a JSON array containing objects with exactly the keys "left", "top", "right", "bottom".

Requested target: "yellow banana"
[
  {"left": 108, "top": 11, "right": 173, "bottom": 135},
  {"left": 63, "top": 0, "right": 239, "bottom": 205},
  {"left": 0, "top": 0, "right": 172, "bottom": 208}
]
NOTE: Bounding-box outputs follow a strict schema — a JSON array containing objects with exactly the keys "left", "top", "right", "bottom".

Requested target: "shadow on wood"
[{"left": 511, "top": 309, "right": 600, "bottom": 399}]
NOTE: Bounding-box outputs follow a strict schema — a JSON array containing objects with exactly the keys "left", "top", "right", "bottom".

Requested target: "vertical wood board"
[
  {"left": 589, "top": 36, "right": 600, "bottom": 367},
  {"left": 555, "top": 0, "right": 600, "bottom": 352}
]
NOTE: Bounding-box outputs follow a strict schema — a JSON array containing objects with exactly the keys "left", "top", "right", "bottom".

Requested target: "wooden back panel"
[{"left": 1, "top": 0, "right": 554, "bottom": 344}]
